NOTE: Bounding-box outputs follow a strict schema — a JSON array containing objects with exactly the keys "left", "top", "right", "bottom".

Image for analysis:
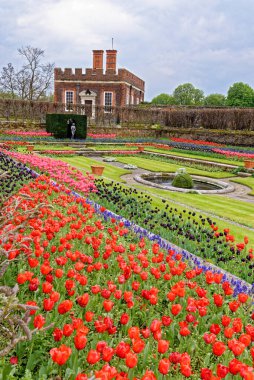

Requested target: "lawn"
[
  {"left": 115, "top": 156, "right": 234, "bottom": 178},
  {"left": 60, "top": 156, "right": 129, "bottom": 182},
  {"left": 143, "top": 147, "right": 244, "bottom": 166}
]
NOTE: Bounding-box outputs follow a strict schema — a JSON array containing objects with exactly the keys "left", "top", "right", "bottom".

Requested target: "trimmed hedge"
[
  {"left": 172, "top": 172, "right": 194, "bottom": 189},
  {"left": 46, "top": 114, "right": 87, "bottom": 139}
]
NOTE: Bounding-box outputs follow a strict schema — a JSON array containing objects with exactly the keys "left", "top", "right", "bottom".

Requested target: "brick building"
[{"left": 54, "top": 50, "right": 145, "bottom": 117}]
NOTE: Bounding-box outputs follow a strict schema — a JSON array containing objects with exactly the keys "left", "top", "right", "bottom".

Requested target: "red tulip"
[
  {"left": 85, "top": 311, "right": 94, "bottom": 322},
  {"left": 53, "top": 328, "right": 63, "bottom": 342},
  {"left": 158, "top": 358, "right": 170, "bottom": 375},
  {"left": 120, "top": 313, "right": 129, "bottom": 325},
  {"left": 74, "top": 333, "right": 87, "bottom": 350},
  {"left": 132, "top": 339, "right": 145, "bottom": 353},
  {"left": 43, "top": 298, "right": 54, "bottom": 311},
  {"left": 161, "top": 315, "right": 172, "bottom": 326},
  {"left": 50, "top": 344, "right": 72, "bottom": 366},
  {"left": 212, "top": 341, "right": 226, "bottom": 356},
  {"left": 75, "top": 374, "right": 88, "bottom": 380},
  {"left": 158, "top": 339, "right": 169, "bottom": 353},
  {"left": 221, "top": 315, "right": 231, "bottom": 327},
  {"left": 213, "top": 294, "right": 223, "bottom": 307},
  {"left": 10, "top": 356, "right": 18, "bottom": 365},
  {"left": 115, "top": 341, "right": 130, "bottom": 358},
  {"left": 228, "top": 358, "right": 242, "bottom": 375},
  {"left": 171, "top": 303, "right": 182, "bottom": 316},
  {"left": 63, "top": 324, "right": 74, "bottom": 337},
  {"left": 96, "top": 341, "right": 107, "bottom": 353},
  {"left": 87, "top": 349, "right": 100, "bottom": 364},
  {"left": 102, "top": 346, "right": 114, "bottom": 362},
  {"left": 128, "top": 326, "right": 140, "bottom": 339},
  {"left": 210, "top": 324, "right": 221, "bottom": 335},
  {"left": 103, "top": 299, "right": 114, "bottom": 312},
  {"left": 77, "top": 293, "right": 89, "bottom": 308},
  {"left": 33, "top": 314, "right": 45, "bottom": 329},
  {"left": 58, "top": 300, "right": 73, "bottom": 314},
  {"left": 125, "top": 352, "right": 138, "bottom": 368},
  {"left": 217, "top": 364, "right": 229, "bottom": 378},
  {"left": 201, "top": 368, "right": 212, "bottom": 379}
]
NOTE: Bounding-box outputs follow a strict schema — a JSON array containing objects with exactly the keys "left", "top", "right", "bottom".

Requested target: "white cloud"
[{"left": 1, "top": 0, "right": 254, "bottom": 99}]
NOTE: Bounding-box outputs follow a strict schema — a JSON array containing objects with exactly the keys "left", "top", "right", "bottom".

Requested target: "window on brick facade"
[
  {"left": 65, "top": 91, "right": 74, "bottom": 111},
  {"left": 104, "top": 92, "right": 113, "bottom": 112},
  {"left": 126, "top": 89, "right": 129, "bottom": 105}
]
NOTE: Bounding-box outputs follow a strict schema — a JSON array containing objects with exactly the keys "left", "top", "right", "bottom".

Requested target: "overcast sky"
[{"left": 1, "top": 0, "right": 254, "bottom": 100}]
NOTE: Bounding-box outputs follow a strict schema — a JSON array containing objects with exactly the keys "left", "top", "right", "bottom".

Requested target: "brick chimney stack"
[
  {"left": 93, "top": 50, "right": 104, "bottom": 71},
  {"left": 106, "top": 50, "right": 117, "bottom": 74}
]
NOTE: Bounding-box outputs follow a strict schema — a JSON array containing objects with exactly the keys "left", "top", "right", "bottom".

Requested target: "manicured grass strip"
[
  {"left": 231, "top": 177, "right": 254, "bottom": 195},
  {"left": 145, "top": 147, "right": 244, "bottom": 166},
  {"left": 59, "top": 156, "right": 129, "bottom": 182},
  {"left": 116, "top": 156, "right": 234, "bottom": 178},
  {"left": 34, "top": 144, "right": 76, "bottom": 150},
  {"left": 90, "top": 144, "right": 138, "bottom": 151}
]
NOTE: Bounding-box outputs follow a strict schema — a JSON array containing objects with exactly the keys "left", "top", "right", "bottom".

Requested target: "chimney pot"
[
  {"left": 106, "top": 50, "right": 117, "bottom": 74},
  {"left": 93, "top": 50, "right": 104, "bottom": 71}
]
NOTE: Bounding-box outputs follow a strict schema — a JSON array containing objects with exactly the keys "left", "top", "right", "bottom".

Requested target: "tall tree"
[
  {"left": 151, "top": 93, "right": 176, "bottom": 105},
  {"left": 0, "top": 46, "right": 54, "bottom": 100},
  {"left": 204, "top": 93, "right": 226, "bottom": 106},
  {"left": 227, "top": 82, "right": 254, "bottom": 107},
  {"left": 173, "top": 83, "right": 204, "bottom": 105}
]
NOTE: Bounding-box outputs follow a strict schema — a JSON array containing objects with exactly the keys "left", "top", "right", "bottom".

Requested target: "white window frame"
[
  {"left": 104, "top": 91, "right": 113, "bottom": 113},
  {"left": 126, "top": 89, "right": 129, "bottom": 105},
  {"left": 65, "top": 91, "right": 74, "bottom": 111}
]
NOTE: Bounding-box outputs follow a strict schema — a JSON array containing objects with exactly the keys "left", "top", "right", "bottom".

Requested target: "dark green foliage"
[
  {"left": 46, "top": 113, "right": 87, "bottom": 139},
  {"left": 172, "top": 172, "right": 194, "bottom": 189}
]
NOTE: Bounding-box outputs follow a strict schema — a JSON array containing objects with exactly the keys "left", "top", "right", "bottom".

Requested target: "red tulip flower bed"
[
  {"left": 1, "top": 175, "right": 254, "bottom": 379},
  {"left": 170, "top": 138, "right": 225, "bottom": 147}
]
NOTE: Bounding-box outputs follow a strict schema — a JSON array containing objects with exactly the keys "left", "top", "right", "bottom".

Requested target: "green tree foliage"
[
  {"left": 151, "top": 93, "right": 176, "bottom": 105},
  {"left": 227, "top": 82, "right": 254, "bottom": 107},
  {"left": 204, "top": 93, "right": 226, "bottom": 106},
  {"left": 173, "top": 83, "right": 204, "bottom": 105}
]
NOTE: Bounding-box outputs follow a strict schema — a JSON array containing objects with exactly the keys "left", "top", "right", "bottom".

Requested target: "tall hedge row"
[{"left": 0, "top": 98, "right": 254, "bottom": 131}]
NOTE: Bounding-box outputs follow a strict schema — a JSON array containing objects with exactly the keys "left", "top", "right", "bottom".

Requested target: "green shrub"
[
  {"left": 46, "top": 114, "right": 87, "bottom": 139},
  {"left": 172, "top": 172, "right": 194, "bottom": 189}
]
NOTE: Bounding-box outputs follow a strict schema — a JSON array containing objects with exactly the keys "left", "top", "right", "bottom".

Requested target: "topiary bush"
[
  {"left": 172, "top": 171, "right": 194, "bottom": 189},
  {"left": 46, "top": 114, "right": 87, "bottom": 139}
]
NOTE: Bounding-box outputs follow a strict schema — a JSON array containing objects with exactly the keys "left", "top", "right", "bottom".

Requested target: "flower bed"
[
  {"left": 92, "top": 179, "right": 254, "bottom": 284},
  {"left": 2, "top": 149, "right": 96, "bottom": 195},
  {"left": 4, "top": 130, "right": 52, "bottom": 137},
  {"left": 1, "top": 176, "right": 254, "bottom": 379},
  {"left": 87, "top": 133, "right": 117, "bottom": 139},
  {"left": 0, "top": 151, "right": 36, "bottom": 204},
  {"left": 170, "top": 138, "right": 225, "bottom": 147},
  {"left": 213, "top": 149, "right": 254, "bottom": 160}
]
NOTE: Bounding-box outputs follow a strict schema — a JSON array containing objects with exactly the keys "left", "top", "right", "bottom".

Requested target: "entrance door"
[
  {"left": 85, "top": 100, "right": 93, "bottom": 117},
  {"left": 79, "top": 90, "right": 97, "bottom": 119}
]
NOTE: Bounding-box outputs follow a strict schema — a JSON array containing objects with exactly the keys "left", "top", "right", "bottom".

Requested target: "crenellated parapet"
[{"left": 54, "top": 67, "right": 145, "bottom": 92}]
